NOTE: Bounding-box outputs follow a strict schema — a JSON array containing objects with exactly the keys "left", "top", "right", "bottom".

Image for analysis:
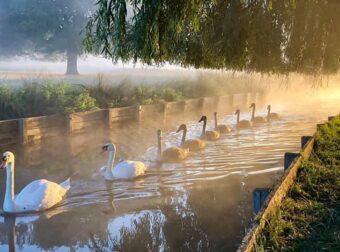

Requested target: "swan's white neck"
[
  {"left": 4, "top": 163, "right": 15, "bottom": 212},
  {"left": 214, "top": 114, "right": 218, "bottom": 129},
  {"left": 181, "top": 128, "right": 187, "bottom": 145},
  {"left": 267, "top": 106, "right": 271, "bottom": 117},
  {"left": 105, "top": 150, "right": 116, "bottom": 177},
  {"left": 251, "top": 106, "right": 255, "bottom": 120},
  {"left": 158, "top": 133, "right": 162, "bottom": 159},
  {"left": 236, "top": 112, "right": 240, "bottom": 124},
  {"left": 201, "top": 119, "right": 206, "bottom": 137}
]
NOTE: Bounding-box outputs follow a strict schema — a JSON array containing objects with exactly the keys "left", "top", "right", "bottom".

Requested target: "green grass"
[
  {"left": 0, "top": 74, "right": 264, "bottom": 120},
  {"left": 255, "top": 116, "right": 340, "bottom": 251}
]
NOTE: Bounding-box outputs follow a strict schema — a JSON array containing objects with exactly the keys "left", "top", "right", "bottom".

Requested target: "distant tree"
[
  {"left": 85, "top": 0, "right": 340, "bottom": 75},
  {"left": 0, "top": 0, "right": 94, "bottom": 75}
]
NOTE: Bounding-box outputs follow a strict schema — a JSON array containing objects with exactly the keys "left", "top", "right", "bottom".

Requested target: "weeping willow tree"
[{"left": 85, "top": 0, "right": 340, "bottom": 74}]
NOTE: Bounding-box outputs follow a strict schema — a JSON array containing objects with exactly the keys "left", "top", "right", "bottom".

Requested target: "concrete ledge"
[{"left": 237, "top": 135, "right": 315, "bottom": 252}]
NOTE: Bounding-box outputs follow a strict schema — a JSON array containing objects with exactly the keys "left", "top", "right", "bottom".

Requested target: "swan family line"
[{"left": 0, "top": 103, "right": 279, "bottom": 214}]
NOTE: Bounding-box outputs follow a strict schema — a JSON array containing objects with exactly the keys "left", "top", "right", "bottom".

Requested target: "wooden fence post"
[
  {"left": 162, "top": 103, "right": 168, "bottom": 124},
  {"left": 136, "top": 105, "right": 142, "bottom": 123},
  {"left": 181, "top": 100, "right": 187, "bottom": 113},
  {"left": 106, "top": 109, "right": 112, "bottom": 128},
  {"left": 66, "top": 114, "right": 73, "bottom": 135},
  {"left": 246, "top": 92, "right": 251, "bottom": 106},
  {"left": 199, "top": 97, "right": 205, "bottom": 113},
  {"left": 214, "top": 96, "right": 220, "bottom": 112},
  {"left": 232, "top": 93, "right": 237, "bottom": 108},
  {"left": 301, "top": 136, "right": 312, "bottom": 149},
  {"left": 328, "top": 116, "right": 335, "bottom": 121},
  {"left": 229, "top": 94, "right": 234, "bottom": 109},
  {"left": 317, "top": 123, "right": 325, "bottom": 130},
  {"left": 284, "top": 152, "right": 300, "bottom": 171},
  {"left": 253, "top": 188, "right": 270, "bottom": 215},
  {"left": 18, "top": 118, "right": 27, "bottom": 144}
]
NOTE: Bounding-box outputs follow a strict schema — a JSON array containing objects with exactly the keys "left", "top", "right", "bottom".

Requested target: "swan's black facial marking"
[
  {"left": 176, "top": 124, "right": 186, "bottom": 133},
  {"left": 0, "top": 156, "right": 7, "bottom": 170},
  {"left": 198, "top": 116, "right": 207, "bottom": 123}
]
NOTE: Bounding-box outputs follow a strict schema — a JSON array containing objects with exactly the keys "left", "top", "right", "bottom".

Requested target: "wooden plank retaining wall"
[
  {"left": 237, "top": 135, "right": 316, "bottom": 252},
  {"left": 23, "top": 115, "right": 67, "bottom": 143},
  {"left": 108, "top": 106, "right": 139, "bottom": 125},
  {"left": 69, "top": 110, "right": 107, "bottom": 134},
  {"left": 238, "top": 116, "right": 338, "bottom": 251},
  {"left": 0, "top": 119, "right": 19, "bottom": 146},
  {"left": 0, "top": 92, "right": 260, "bottom": 145}
]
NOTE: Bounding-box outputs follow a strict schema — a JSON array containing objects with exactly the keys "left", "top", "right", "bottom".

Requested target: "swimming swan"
[
  {"left": 249, "top": 103, "right": 267, "bottom": 123},
  {"left": 199, "top": 116, "right": 220, "bottom": 141},
  {"left": 214, "top": 112, "right": 232, "bottom": 133},
  {"left": 157, "top": 129, "right": 189, "bottom": 162},
  {"left": 235, "top": 109, "right": 252, "bottom": 129},
  {"left": 176, "top": 124, "right": 206, "bottom": 151},
  {"left": 267, "top": 105, "right": 280, "bottom": 120},
  {"left": 100, "top": 143, "right": 147, "bottom": 180},
  {"left": 0, "top": 151, "right": 70, "bottom": 213}
]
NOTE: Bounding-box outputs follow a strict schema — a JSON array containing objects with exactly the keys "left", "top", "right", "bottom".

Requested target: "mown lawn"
[{"left": 256, "top": 115, "right": 340, "bottom": 251}]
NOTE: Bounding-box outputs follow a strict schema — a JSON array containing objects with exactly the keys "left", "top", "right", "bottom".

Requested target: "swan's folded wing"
[
  {"left": 217, "top": 124, "right": 232, "bottom": 133},
  {"left": 183, "top": 139, "right": 206, "bottom": 150},
  {"left": 114, "top": 161, "right": 146, "bottom": 179},
  {"left": 15, "top": 179, "right": 67, "bottom": 212}
]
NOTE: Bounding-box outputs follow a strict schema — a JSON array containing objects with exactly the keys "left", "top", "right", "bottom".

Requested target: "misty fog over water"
[{"left": 0, "top": 1, "right": 340, "bottom": 251}]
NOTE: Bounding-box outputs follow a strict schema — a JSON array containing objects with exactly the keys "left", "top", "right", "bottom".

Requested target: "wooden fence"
[
  {"left": 0, "top": 92, "right": 260, "bottom": 146},
  {"left": 0, "top": 119, "right": 19, "bottom": 147},
  {"left": 22, "top": 115, "right": 67, "bottom": 143},
  {"left": 69, "top": 110, "right": 107, "bottom": 134}
]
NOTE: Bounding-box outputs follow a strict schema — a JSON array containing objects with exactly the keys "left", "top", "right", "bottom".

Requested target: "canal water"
[{"left": 0, "top": 90, "right": 339, "bottom": 251}]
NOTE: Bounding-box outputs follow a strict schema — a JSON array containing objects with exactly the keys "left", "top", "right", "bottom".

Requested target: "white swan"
[
  {"left": 199, "top": 116, "right": 220, "bottom": 141},
  {"left": 267, "top": 105, "right": 280, "bottom": 120},
  {"left": 157, "top": 129, "right": 189, "bottom": 163},
  {"left": 176, "top": 124, "right": 206, "bottom": 151},
  {"left": 214, "top": 112, "right": 233, "bottom": 133},
  {"left": 0, "top": 151, "right": 70, "bottom": 213},
  {"left": 100, "top": 143, "right": 147, "bottom": 180},
  {"left": 235, "top": 109, "right": 252, "bottom": 129},
  {"left": 249, "top": 103, "right": 267, "bottom": 123}
]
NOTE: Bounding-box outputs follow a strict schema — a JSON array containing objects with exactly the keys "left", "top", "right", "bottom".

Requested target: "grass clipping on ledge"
[{"left": 256, "top": 116, "right": 340, "bottom": 252}]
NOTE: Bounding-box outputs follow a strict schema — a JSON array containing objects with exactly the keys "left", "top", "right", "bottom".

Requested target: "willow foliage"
[{"left": 85, "top": 0, "right": 340, "bottom": 74}]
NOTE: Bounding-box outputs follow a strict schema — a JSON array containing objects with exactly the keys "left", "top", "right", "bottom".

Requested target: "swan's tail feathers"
[{"left": 60, "top": 178, "right": 71, "bottom": 190}]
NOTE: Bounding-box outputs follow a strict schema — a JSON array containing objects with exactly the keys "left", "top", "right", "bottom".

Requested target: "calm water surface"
[{"left": 0, "top": 97, "right": 339, "bottom": 252}]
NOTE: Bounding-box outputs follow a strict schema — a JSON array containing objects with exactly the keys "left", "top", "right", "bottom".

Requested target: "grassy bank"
[
  {"left": 256, "top": 116, "right": 340, "bottom": 251},
  {"left": 0, "top": 73, "right": 263, "bottom": 120}
]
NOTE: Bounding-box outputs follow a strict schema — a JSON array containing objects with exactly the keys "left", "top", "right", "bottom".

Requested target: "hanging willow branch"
[{"left": 85, "top": 0, "right": 340, "bottom": 74}]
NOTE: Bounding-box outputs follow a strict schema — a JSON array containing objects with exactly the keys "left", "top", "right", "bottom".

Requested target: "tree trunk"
[{"left": 65, "top": 50, "right": 79, "bottom": 75}]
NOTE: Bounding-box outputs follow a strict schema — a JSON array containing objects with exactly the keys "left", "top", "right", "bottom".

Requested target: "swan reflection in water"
[
  {"left": 0, "top": 98, "right": 337, "bottom": 251},
  {"left": 0, "top": 207, "right": 67, "bottom": 252}
]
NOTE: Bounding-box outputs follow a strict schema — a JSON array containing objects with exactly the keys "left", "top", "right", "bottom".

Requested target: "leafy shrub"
[
  {"left": 0, "top": 82, "right": 98, "bottom": 120},
  {"left": 0, "top": 73, "right": 264, "bottom": 119}
]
